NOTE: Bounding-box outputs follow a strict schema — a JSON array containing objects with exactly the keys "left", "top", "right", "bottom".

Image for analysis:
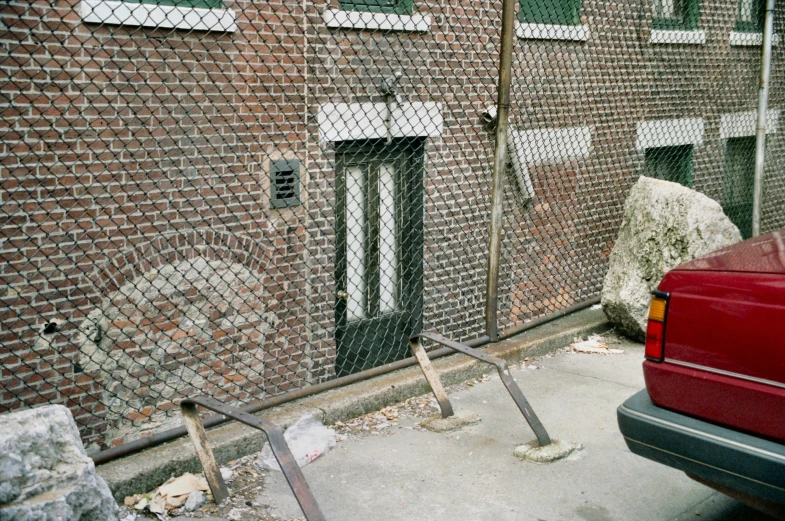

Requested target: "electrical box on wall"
[{"left": 270, "top": 158, "right": 301, "bottom": 208}]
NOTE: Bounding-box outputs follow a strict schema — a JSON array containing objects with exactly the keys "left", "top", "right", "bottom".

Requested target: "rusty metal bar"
[
  {"left": 410, "top": 332, "right": 551, "bottom": 447},
  {"left": 180, "top": 396, "right": 326, "bottom": 521},
  {"left": 181, "top": 401, "right": 231, "bottom": 504},
  {"left": 409, "top": 336, "right": 454, "bottom": 418},
  {"left": 485, "top": 0, "right": 518, "bottom": 342},
  {"left": 91, "top": 333, "right": 486, "bottom": 465},
  {"left": 92, "top": 297, "right": 599, "bottom": 466}
]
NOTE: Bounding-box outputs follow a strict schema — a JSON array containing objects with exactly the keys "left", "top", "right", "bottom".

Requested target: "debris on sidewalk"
[
  {"left": 125, "top": 473, "right": 210, "bottom": 515},
  {"left": 569, "top": 334, "right": 624, "bottom": 355},
  {"left": 257, "top": 413, "right": 337, "bottom": 471},
  {"left": 119, "top": 455, "right": 282, "bottom": 521}
]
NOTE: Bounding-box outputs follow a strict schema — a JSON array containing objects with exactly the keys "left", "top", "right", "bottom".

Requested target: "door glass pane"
[
  {"left": 739, "top": 0, "right": 753, "bottom": 22},
  {"left": 346, "top": 165, "right": 366, "bottom": 321},
  {"left": 660, "top": 0, "right": 676, "bottom": 17},
  {"left": 378, "top": 163, "right": 397, "bottom": 313}
]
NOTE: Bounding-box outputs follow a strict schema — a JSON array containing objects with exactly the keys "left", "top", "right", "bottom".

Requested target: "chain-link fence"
[{"left": 1, "top": 0, "right": 784, "bottom": 455}]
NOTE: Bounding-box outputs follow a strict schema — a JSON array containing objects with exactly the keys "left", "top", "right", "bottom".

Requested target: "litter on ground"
[{"left": 569, "top": 334, "right": 624, "bottom": 355}]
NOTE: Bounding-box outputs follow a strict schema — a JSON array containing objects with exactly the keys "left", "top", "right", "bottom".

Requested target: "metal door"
[{"left": 335, "top": 138, "right": 424, "bottom": 376}]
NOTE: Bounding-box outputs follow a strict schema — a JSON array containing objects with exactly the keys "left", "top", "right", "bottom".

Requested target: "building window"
[
  {"left": 124, "top": 0, "right": 223, "bottom": 8},
  {"left": 519, "top": 0, "right": 582, "bottom": 25},
  {"left": 723, "top": 137, "right": 756, "bottom": 239},
  {"left": 653, "top": 0, "right": 699, "bottom": 30},
  {"left": 339, "top": 0, "right": 413, "bottom": 15},
  {"left": 736, "top": 0, "right": 764, "bottom": 32},
  {"left": 644, "top": 145, "right": 694, "bottom": 187},
  {"left": 81, "top": 0, "right": 237, "bottom": 32}
]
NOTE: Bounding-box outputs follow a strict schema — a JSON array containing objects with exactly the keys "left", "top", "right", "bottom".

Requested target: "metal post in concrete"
[
  {"left": 485, "top": 0, "right": 517, "bottom": 341},
  {"left": 753, "top": 0, "right": 776, "bottom": 237}
]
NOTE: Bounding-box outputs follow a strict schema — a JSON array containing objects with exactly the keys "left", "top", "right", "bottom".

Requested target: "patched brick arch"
[
  {"left": 73, "top": 228, "right": 289, "bottom": 449},
  {"left": 82, "top": 228, "right": 274, "bottom": 298}
]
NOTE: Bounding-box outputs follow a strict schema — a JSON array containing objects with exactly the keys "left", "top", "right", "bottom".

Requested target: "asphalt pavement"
[{"left": 257, "top": 338, "right": 775, "bottom": 521}]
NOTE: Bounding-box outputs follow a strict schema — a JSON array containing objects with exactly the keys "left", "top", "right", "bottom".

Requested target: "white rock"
[
  {"left": 0, "top": 405, "right": 119, "bottom": 521},
  {"left": 601, "top": 177, "right": 741, "bottom": 340},
  {"left": 220, "top": 467, "right": 234, "bottom": 482},
  {"left": 183, "top": 490, "right": 206, "bottom": 512}
]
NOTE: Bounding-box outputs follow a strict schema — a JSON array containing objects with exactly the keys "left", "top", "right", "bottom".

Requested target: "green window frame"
[
  {"left": 339, "top": 0, "right": 414, "bottom": 15},
  {"left": 644, "top": 145, "right": 694, "bottom": 187},
  {"left": 652, "top": 0, "right": 700, "bottom": 30},
  {"left": 123, "top": 0, "right": 224, "bottom": 9},
  {"left": 519, "top": 0, "right": 583, "bottom": 25},
  {"left": 735, "top": 0, "right": 764, "bottom": 32},
  {"left": 722, "top": 136, "right": 756, "bottom": 239}
]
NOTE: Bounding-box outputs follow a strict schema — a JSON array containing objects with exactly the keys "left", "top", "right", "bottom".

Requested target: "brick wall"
[{"left": 1, "top": 0, "right": 783, "bottom": 450}]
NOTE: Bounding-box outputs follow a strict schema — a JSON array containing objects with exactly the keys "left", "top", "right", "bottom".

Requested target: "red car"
[{"left": 618, "top": 231, "right": 785, "bottom": 517}]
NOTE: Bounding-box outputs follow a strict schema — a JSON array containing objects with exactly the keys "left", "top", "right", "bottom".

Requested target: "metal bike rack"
[
  {"left": 409, "top": 331, "right": 551, "bottom": 446},
  {"left": 180, "top": 396, "right": 327, "bottom": 521}
]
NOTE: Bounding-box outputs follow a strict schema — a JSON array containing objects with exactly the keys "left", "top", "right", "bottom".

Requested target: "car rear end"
[{"left": 618, "top": 231, "right": 785, "bottom": 512}]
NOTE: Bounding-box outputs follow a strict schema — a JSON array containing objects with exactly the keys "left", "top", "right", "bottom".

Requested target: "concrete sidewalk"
[{"left": 259, "top": 339, "right": 771, "bottom": 521}]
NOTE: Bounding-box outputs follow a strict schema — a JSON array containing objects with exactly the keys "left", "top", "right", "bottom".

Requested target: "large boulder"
[
  {"left": 602, "top": 176, "right": 741, "bottom": 340},
  {"left": 0, "top": 405, "right": 118, "bottom": 521}
]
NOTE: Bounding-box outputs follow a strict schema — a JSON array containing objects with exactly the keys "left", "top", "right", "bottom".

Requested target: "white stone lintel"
[
  {"left": 322, "top": 9, "right": 431, "bottom": 32},
  {"left": 650, "top": 29, "right": 706, "bottom": 45},
  {"left": 636, "top": 118, "right": 705, "bottom": 150},
  {"left": 720, "top": 110, "right": 780, "bottom": 139},
  {"left": 318, "top": 102, "right": 442, "bottom": 142},
  {"left": 508, "top": 126, "right": 592, "bottom": 164},
  {"left": 80, "top": 0, "right": 236, "bottom": 32},
  {"left": 516, "top": 22, "right": 590, "bottom": 42},
  {"left": 729, "top": 31, "right": 781, "bottom": 46},
  {"left": 507, "top": 125, "right": 592, "bottom": 202}
]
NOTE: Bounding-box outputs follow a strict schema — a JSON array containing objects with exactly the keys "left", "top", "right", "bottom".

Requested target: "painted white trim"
[
  {"left": 80, "top": 0, "right": 236, "bottom": 32},
  {"left": 318, "top": 102, "right": 442, "bottom": 142},
  {"left": 719, "top": 110, "right": 780, "bottom": 139},
  {"left": 322, "top": 9, "right": 431, "bottom": 32},
  {"left": 729, "top": 31, "right": 781, "bottom": 46},
  {"left": 635, "top": 118, "right": 704, "bottom": 150},
  {"left": 515, "top": 22, "right": 590, "bottom": 41},
  {"left": 506, "top": 126, "right": 592, "bottom": 202},
  {"left": 508, "top": 126, "right": 592, "bottom": 163},
  {"left": 649, "top": 29, "right": 706, "bottom": 45}
]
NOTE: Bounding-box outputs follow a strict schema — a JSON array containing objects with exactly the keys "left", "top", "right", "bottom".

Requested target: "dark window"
[
  {"left": 653, "top": 0, "right": 700, "bottom": 30},
  {"left": 723, "top": 136, "right": 756, "bottom": 239},
  {"left": 339, "top": 0, "right": 413, "bottom": 15},
  {"left": 270, "top": 159, "right": 301, "bottom": 209},
  {"left": 519, "top": 0, "right": 582, "bottom": 25},
  {"left": 124, "top": 0, "right": 224, "bottom": 9},
  {"left": 644, "top": 145, "right": 694, "bottom": 187},
  {"left": 736, "top": 0, "right": 765, "bottom": 32}
]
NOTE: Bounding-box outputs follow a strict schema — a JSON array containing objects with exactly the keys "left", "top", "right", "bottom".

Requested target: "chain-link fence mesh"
[{"left": 1, "top": 0, "right": 783, "bottom": 454}]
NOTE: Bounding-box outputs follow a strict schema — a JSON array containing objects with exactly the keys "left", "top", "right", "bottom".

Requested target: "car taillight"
[{"left": 645, "top": 291, "right": 669, "bottom": 361}]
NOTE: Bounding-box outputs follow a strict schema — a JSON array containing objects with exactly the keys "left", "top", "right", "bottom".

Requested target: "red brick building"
[{"left": 1, "top": 0, "right": 783, "bottom": 451}]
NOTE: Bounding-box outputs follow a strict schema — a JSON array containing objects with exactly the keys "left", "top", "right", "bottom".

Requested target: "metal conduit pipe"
[
  {"left": 753, "top": 0, "right": 776, "bottom": 237},
  {"left": 91, "top": 296, "right": 600, "bottom": 465}
]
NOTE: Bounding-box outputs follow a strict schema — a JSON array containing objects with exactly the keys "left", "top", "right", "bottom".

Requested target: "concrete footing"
[
  {"left": 513, "top": 439, "right": 575, "bottom": 463},
  {"left": 421, "top": 412, "right": 481, "bottom": 433}
]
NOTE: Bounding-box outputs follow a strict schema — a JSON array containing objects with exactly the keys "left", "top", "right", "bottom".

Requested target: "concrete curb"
[{"left": 98, "top": 308, "right": 609, "bottom": 500}]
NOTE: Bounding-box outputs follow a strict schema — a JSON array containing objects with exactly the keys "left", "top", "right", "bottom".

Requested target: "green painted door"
[
  {"left": 335, "top": 138, "right": 425, "bottom": 376},
  {"left": 723, "top": 136, "right": 756, "bottom": 239}
]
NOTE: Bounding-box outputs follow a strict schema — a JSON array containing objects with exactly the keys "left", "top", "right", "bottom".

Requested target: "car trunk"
[{"left": 644, "top": 231, "right": 785, "bottom": 443}]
